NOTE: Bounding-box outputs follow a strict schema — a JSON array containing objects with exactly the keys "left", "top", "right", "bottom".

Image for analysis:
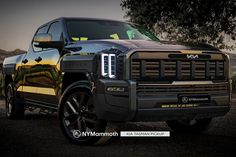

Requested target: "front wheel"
[
  {"left": 166, "top": 118, "right": 212, "bottom": 134},
  {"left": 59, "top": 88, "right": 107, "bottom": 145}
]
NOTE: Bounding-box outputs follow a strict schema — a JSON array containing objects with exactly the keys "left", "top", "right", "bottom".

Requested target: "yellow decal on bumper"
[{"left": 161, "top": 104, "right": 199, "bottom": 108}]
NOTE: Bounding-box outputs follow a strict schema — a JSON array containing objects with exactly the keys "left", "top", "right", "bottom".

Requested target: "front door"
[{"left": 21, "top": 21, "right": 63, "bottom": 108}]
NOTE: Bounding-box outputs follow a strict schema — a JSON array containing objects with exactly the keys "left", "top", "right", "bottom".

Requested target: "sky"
[{"left": 0, "top": 0, "right": 125, "bottom": 51}]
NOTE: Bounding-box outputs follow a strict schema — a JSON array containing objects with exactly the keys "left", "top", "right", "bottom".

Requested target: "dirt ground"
[{"left": 0, "top": 97, "right": 235, "bottom": 157}]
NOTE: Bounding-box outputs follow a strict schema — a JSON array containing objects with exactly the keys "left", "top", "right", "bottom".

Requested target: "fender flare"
[{"left": 58, "top": 80, "right": 92, "bottom": 114}]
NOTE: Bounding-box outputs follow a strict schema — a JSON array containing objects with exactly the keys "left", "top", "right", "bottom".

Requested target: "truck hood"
[{"left": 65, "top": 39, "right": 219, "bottom": 54}]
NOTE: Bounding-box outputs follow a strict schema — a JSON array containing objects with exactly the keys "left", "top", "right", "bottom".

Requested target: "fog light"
[{"left": 107, "top": 87, "right": 125, "bottom": 92}]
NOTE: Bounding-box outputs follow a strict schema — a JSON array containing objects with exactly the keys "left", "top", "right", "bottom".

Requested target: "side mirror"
[{"left": 33, "top": 33, "right": 64, "bottom": 50}]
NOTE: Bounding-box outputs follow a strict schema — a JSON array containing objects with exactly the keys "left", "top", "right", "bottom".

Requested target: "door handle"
[
  {"left": 22, "top": 59, "right": 28, "bottom": 64},
  {"left": 35, "top": 56, "right": 42, "bottom": 63}
]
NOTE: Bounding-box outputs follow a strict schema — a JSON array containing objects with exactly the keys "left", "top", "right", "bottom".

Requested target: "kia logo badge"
[{"left": 186, "top": 54, "right": 199, "bottom": 59}]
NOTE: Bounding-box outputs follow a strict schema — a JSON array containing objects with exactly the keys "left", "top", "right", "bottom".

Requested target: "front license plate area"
[{"left": 178, "top": 94, "right": 211, "bottom": 104}]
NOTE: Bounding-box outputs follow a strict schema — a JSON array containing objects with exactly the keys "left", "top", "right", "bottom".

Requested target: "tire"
[
  {"left": 166, "top": 118, "right": 212, "bottom": 134},
  {"left": 5, "top": 83, "right": 24, "bottom": 119},
  {"left": 59, "top": 87, "right": 107, "bottom": 145}
]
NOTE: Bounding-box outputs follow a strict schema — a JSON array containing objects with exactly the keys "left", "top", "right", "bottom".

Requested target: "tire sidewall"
[
  {"left": 5, "top": 83, "right": 15, "bottom": 118},
  {"left": 58, "top": 86, "right": 107, "bottom": 145},
  {"left": 5, "top": 83, "right": 24, "bottom": 119}
]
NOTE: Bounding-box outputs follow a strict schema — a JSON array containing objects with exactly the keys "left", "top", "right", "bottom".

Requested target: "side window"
[
  {"left": 48, "top": 22, "right": 63, "bottom": 41},
  {"left": 32, "top": 26, "right": 48, "bottom": 52}
]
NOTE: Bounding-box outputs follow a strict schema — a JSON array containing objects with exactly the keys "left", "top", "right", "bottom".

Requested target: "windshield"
[{"left": 66, "top": 20, "right": 159, "bottom": 42}]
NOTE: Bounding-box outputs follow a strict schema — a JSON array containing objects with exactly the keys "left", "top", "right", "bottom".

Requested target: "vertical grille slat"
[
  {"left": 216, "top": 61, "right": 220, "bottom": 77},
  {"left": 191, "top": 61, "right": 195, "bottom": 79},
  {"left": 160, "top": 60, "right": 165, "bottom": 79},
  {"left": 141, "top": 60, "right": 146, "bottom": 79},
  {"left": 176, "top": 61, "right": 182, "bottom": 79},
  {"left": 205, "top": 61, "right": 210, "bottom": 79}
]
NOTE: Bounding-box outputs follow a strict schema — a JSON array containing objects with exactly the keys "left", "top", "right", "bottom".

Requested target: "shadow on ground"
[{"left": 0, "top": 99, "right": 236, "bottom": 157}]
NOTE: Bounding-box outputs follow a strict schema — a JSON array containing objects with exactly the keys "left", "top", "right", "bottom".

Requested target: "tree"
[{"left": 121, "top": 0, "right": 236, "bottom": 50}]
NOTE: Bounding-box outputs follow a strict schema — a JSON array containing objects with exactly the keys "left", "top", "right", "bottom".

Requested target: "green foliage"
[{"left": 121, "top": 0, "right": 236, "bottom": 49}]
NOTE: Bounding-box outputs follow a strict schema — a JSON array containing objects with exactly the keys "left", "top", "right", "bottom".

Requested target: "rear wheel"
[
  {"left": 5, "top": 83, "right": 24, "bottom": 119},
  {"left": 166, "top": 118, "right": 212, "bottom": 134},
  {"left": 59, "top": 88, "right": 107, "bottom": 145}
]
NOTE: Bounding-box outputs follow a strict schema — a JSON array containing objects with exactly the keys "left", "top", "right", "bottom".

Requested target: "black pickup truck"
[{"left": 2, "top": 17, "right": 231, "bottom": 145}]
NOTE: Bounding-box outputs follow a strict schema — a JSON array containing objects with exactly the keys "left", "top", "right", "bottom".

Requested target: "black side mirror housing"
[{"left": 33, "top": 33, "right": 64, "bottom": 50}]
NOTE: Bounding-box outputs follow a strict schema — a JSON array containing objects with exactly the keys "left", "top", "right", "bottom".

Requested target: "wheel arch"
[
  {"left": 3, "top": 74, "right": 13, "bottom": 96},
  {"left": 61, "top": 72, "right": 88, "bottom": 93},
  {"left": 58, "top": 80, "right": 92, "bottom": 114},
  {"left": 57, "top": 80, "right": 108, "bottom": 145}
]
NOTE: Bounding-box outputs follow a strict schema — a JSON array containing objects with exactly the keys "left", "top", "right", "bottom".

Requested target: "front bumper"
[{"left": 93, "top": 79, "right": 231, "bottom": 122}]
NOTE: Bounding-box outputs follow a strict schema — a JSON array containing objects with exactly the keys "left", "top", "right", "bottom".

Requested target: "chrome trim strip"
[
  {"left": 125, "top": 49, "right": 220, "bottom": 59},
  {"left": 138, "top": 82, "right": 228, "bottom": 86},
  {"left": 172, "top": 81, "right": 213, "bottom": 85}
]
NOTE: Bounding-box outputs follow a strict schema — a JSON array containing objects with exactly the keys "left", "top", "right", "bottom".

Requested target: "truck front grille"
[
  {"left": 131, "top": 53, "right": 226, "bottom": 81},
  {"left": 137, "top": 83, "right": 229, "bottom": 95}
]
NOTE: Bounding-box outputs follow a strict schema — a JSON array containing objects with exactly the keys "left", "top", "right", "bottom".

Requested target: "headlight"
[{"left": 101, "top": 53, "right": 116, "bottom": 78}]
